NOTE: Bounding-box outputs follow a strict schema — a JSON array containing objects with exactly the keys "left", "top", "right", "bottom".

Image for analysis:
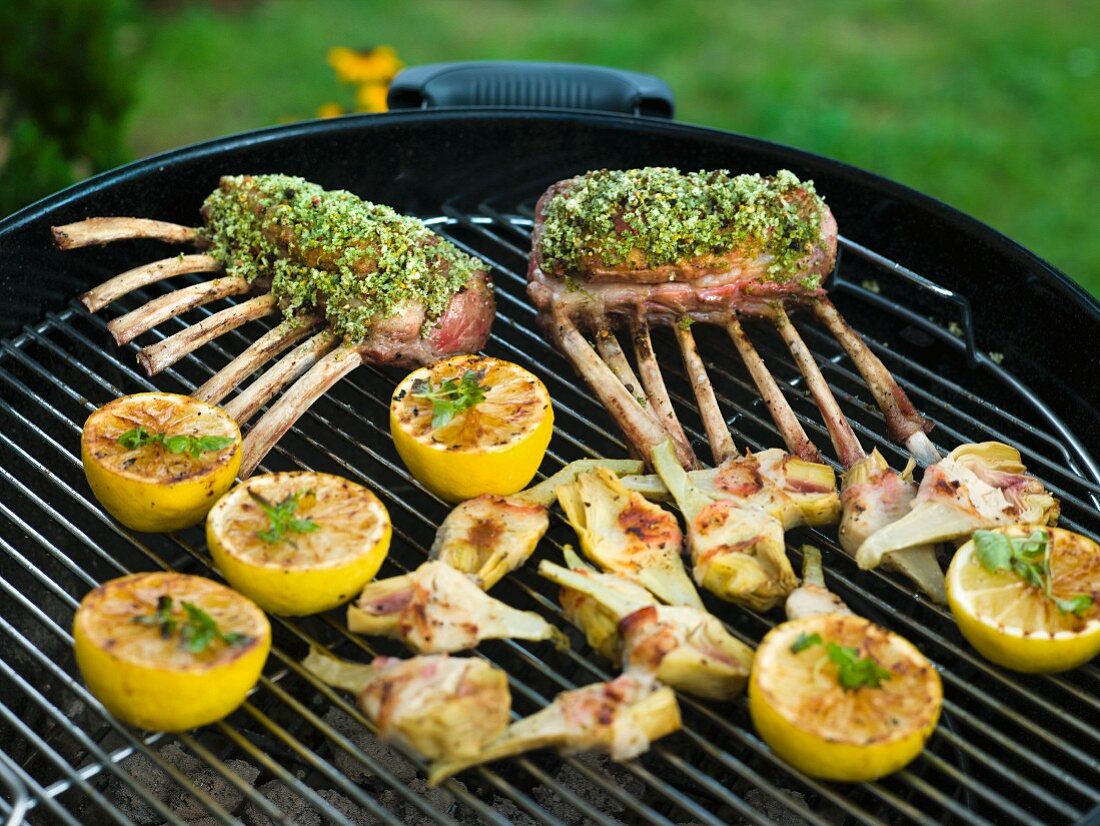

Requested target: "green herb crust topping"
[
  {"left": 199, "top": 174, "right": 486, "bottom": 343},
  {"left": 538, "top": 167, "right": 825, "bottom": 284}
]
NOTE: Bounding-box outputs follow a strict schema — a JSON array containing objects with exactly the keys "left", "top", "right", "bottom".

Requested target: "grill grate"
[{"left": 0, "top": 195, "right": 1098, "bottom": 825}]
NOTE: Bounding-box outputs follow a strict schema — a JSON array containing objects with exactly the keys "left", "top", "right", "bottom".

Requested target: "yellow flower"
[
  {"left": 328, "top": 45, "right": 404, "bottom": 86},
  {"left": 355, "top": 82, "right": 389, "bottom": 113},
  {"left": 316, "top": 102, "right": 345, "bottom": 119}
]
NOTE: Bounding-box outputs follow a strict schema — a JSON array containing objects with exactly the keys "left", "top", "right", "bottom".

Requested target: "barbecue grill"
[{"left": 0, "top": 62, "right": 1098, "bottom": 825}]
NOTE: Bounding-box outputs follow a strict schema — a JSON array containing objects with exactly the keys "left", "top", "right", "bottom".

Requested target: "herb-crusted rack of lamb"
[{"left": 54, "top": 174, "right": 495, "bottom": 476}]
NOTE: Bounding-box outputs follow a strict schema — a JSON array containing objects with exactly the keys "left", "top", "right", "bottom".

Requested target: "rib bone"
[
  {"left": 555, "top": 313, "right": 694, "bottom": 469},
  {"left": 108, "top": 276, "right": 250, "bottom": 345},
  {"left": 137, "top": 294, "right": 276, "bottom": 376},
  {"left": 224, "top": 330, "right": 338, "bottom": 425},
  {"left": 632, "top": 320, "right": 696, "bottom": 468},
  {"left": 52, "top": 218, "right": 199, "bottom": 250},
  {"left": 725, "top": 318, "right": 822, "bottom": 464},
  {"left": 240, "top": 344, "right": 364, "bottom": 477},
  {"left": 674, "top": 324, "right": 735, "bottom": 465},
  {"left": 192, "top": 316, "right": 319, "bottom": 405},
  {"left": 813, "top": 298, "right": 941, "bottom": 464},
  {"left": 80, "top": 254, "right": 221, "bottom": 312},
  {"left": 772, "top": 307, "right": 865, "bottom": 469}
]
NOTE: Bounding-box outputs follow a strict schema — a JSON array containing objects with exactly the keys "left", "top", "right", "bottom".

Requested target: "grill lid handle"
[{"left": 387, "top": 61, "right": 674, "bottom": 118}]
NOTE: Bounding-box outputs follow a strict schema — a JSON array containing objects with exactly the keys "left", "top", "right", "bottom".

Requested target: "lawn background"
[{"left": 14, "top": 0, "right": 1100, "bottom": 296}]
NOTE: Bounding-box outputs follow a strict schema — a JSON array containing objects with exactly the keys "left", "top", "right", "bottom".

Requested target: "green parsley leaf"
[
  {"left": 826, "top": 642, "right": 892, "bottom": 690},
  {"left": 118, "top": 427, "right": 233, "bottom": 459},
  {"left": 132, "top": 596, "right": 251, "bottom": 654},
  {"left": 973, "top": 530, "right": 1013, "bottom": 572},
  {"left": 790, "top": 631, "right": 822, "bottom": 654},
  {"left": 250, "top": 489, "right": 318, "bottom": 545},
  {"left": 1054, "top": 594, "right": 1094, "bottom": 617},
  {"left": 412, "top": 369, "right": 488, "bottom": 431}
]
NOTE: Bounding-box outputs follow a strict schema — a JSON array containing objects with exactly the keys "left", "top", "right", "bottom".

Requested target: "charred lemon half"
[
  {"left": 73, "top": 571, "right": 270, "bottom": 732},
  {"left": 749, "top": 614, "right": 941, "bottom": 782},
  {"left": 390, "top": 354, "right": 553, "bottom": 502},
  {"left": 207, "top": 471, "right": 391, "bottom": 616},
  {"left": 947, "top": 525, "right": 1100, "bottom": 673},
  {"left": 81, "top": 392, "right": 241, "bottom": 532}
]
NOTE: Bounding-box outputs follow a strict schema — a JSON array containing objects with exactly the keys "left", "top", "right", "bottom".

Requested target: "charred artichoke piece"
[
  {"left": 556, "top": 466, "right": 704, "bottom": 609},
  {"left": 622, "top": 448, "right": 840, "bottom": 529},
  {"left": 429, "top": 458, "right": 644, "bottom": 590},
  {"left": 856, "top": 442, "right": 1059, "bottom": 571},
  {"left": 430, "top": 494, "right": 550, "bottom": 590},
  {"left": 348, "top": 561, "right": 567, "bottom": 653},
  {"left": 302, "top": 647, "right": 511, "bottom": 761},
  {"left": 650, "top": 440, "right": 798, "bottom": 612},
  {"left": 785, "top": 545, "right": 853, "bottom": 621},
  {"left": 840, "top": 449, "right": 946, "bottom": 603},
  {"left": 540, "top": 555, "right": 753, "bottom": 699},
  {"left": 427, "top": 674, "right": 681, "bottom": 785}
]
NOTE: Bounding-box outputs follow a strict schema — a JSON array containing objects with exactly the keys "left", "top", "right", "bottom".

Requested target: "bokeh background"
[{"left": 2, "top": 0, "right": 1097, "bottom": 296}]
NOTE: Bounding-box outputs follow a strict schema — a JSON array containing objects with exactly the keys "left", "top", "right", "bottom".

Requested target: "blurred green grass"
[{"left": 128, "top": 0, "right": 1098, "bottom": 295}]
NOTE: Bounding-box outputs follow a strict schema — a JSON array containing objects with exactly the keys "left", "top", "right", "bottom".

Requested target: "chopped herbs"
[
  {"left": 250, "top": 489, "right": 319, "bottom": 545},
  {"left": 791, "top": 632, "right": 892, "bottom": 689},
  {"left": 973, "top": 529, "right": 1094, "bottom": 617},
  {"left": 411, "top": 369, "right": 487, "bottom": 430},
  {"left": 538, "top": 167, "right": 825, "bottom": 283},
  {"left": 118, "top": 426, "right": 234, "bottom": 458},
  {"left": 826, "top": 642, "right": 893, "bottom": 690},
  {"left": 790, "top": 631, "right": 822, "bottom": 653},
  {"left": 198, "top": 174, "right": 486, "bottom": 343},
  {"left": 132, "top": 595, "right": 251, "bottom": 653}
]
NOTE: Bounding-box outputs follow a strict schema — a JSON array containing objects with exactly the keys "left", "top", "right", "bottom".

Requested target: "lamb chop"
[
  {"left": 53, "top": 174, "right": 494, "bottom": 476},
  {"left": 526, "top": 167, "right": 939, "bottom": 471}
]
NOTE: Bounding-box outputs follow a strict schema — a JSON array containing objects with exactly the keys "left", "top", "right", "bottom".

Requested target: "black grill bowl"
[{"left": 0, "top": 109, "right": 1098, "bottom": 826}]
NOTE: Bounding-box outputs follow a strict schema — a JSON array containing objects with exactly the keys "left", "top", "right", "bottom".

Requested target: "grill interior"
[{"left": 0, "top": 188, "right": 1099, "bottom": 826}]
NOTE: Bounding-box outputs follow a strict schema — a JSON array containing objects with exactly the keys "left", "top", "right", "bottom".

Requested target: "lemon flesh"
[
  {"left": 82, "top": 392, "right": 241, "bottom": 532},
  {"left": 207, "top": 471, "right": 391, "bottom": 616},
  {"left": 390, "top": 354, "right": 554, "bottom": 502},
  {"left": 749, "top": 614, "right": 942, "bottom": 782},
  {"left": 73, "top": 572, "right": 270, "bottom": 732},
  {"left": 946, "top": 525, "right": 1100, "bottom": 673}
]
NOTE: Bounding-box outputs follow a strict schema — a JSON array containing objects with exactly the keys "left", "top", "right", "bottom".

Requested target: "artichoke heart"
[
  {"left": 430, "top": 494, "right": 549, "bottom": 590},
  {"left": 650, "top": 441, "right": 798, "bottom": 611},
  {"left": 348, "top": 561, "right": 567, "bottom": 653},
  {"left": 556, "top": 466, "right": 703, "bottom": 609},
  {"left": 428, "top": 674, "right": 681, "bottom": 785},
  {"left": 620, "top": 448, "right": 840, "bottom": 529},
  {"left": 856, "top": 442, "right": 1059, "bottom": 571},
  {"left": 302, "top": 647, "right": 511, "bottom": 762},
  {"left": 840, "top": 449, "right": 946, "bottom": 604}
]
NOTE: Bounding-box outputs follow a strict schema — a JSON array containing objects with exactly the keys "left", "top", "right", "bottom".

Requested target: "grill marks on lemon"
[
  {"left": 749, "top": 614, "right": 942, "bottom": 782},
  {"left": 73, "top": 572, "right": 270, "bottom": 732},
  {"left": 391, "top": 355, "right": 554, "bottom": 502},
  {"left": 947, "top": 525, "right": 1100, "bottom": 673},
  {"left": 81, "top": 392, "right": 241, "bottom": 532},
  {"left": 207, "top": 472, "right": 391, "bottom": 616}
]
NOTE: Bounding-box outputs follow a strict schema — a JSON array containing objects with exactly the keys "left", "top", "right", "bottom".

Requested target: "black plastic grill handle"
[{"left": 387, "top": 61, "right": 674, "bottom": 118}]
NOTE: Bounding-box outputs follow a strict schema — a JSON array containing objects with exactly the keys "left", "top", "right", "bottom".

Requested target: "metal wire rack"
[{"left": 0, "top": 192, "right": 1098, "bottom": 825}]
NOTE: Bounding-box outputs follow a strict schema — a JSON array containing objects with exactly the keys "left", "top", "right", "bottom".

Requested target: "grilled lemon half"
[
  {"left": 73, "top": 572, "right": 270, "bottom": 732},
  {"left": 749, "top": 614, "right": 942, "bottom": 782},
  {"left": 947, "top": 525, "right": 1100, "bottom": 673},
  {"left": 81, "top": 392, "right": 241, "bottom": 532},
  {"left": 390, "top": 354, "right": 554, "bottom": 502},
  {"left": 207, "top": 471, "right": 391, "bottom": 616}
]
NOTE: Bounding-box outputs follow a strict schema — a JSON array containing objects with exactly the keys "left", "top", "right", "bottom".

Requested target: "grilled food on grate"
[
  {"left": 53, "top": 174, "right": 494, "bottom": 477},
  {"left": 302, "top": 647, "right": 511, "bottom": 761},
  {"left": 539, "top": 548, "right": 755, "bottom": 700},
  {"left": 527, "top": 167, "right": 1061, "bottom": 603}
]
